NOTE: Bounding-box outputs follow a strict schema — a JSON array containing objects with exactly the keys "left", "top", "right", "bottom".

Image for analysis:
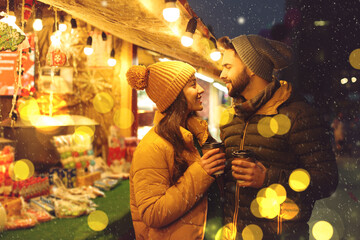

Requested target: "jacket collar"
[
  {"left": 153, "top": 111, "right": 209, "bottom": 147},
  {"left": 255, "top": 80, "right": 292, "bottom": 115}
]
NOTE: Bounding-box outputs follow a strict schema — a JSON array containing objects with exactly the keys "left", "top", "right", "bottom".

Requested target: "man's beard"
[{"left": 228, "top": 69, "right": 251, "bottom": 99}]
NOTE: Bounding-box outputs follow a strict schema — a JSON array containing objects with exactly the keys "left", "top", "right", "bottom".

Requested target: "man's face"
[{"left": 220, "top": 49, "right": 250, "bottom": 98}]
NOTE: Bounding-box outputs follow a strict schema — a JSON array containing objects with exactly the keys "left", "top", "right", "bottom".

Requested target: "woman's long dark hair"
[{"left": 156, "top": 91, "right": 193, "bottom": 184}]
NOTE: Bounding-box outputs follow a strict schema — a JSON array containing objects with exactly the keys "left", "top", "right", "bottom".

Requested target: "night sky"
[
  {"left": 187, "top": 0, "right": 360, "bottom": 113},
  {"left": 187, "top": 0, "right": 285, "bottom": 38}
]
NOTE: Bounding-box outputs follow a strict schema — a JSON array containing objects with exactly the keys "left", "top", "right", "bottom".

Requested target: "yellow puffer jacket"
[{"left": 130, "top": 112, "right": 215, "bottom": 240}]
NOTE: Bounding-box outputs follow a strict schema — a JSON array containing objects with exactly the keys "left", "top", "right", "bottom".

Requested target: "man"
[{"left": 217, "top": 35, "right": 338, "bottom": 239}]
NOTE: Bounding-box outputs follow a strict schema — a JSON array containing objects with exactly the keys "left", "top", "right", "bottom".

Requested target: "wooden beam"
[{"left": 37, "top": 0, "right": 221, "bottom": 71}]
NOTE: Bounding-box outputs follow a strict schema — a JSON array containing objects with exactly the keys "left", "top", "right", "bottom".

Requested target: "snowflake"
[{"left": 74, "top": 69, "right": 112, "bottom": 102}]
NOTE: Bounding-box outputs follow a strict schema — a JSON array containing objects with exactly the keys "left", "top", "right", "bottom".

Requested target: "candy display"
[
  {"left": 0, "top": 203, "right": 6, "bottom": 231},
  {"left": 54, "top": 199, "right": 92, "bottom": 218},
  {"left": 107, "top": 125, "right": 126, "bottom": 167},
  {"left": 52, "top": 134, "right": 96, "bottom": 189},
  {"left": 30, "top": 197, "right": 55, "bottom": 215},
  {"left": 124, "top": 137, "right": 138, "bottom": 165},
  {"left": 12, "top": 176, "right": 50, "bottom": 200},
  {"left": 93, "top": 178, "right": 118, "bottom": 191},
  {"left": 49, "top": 168, "right": 77, "bottom": 188},
  {"left": 5, "top": 214, "right": 37, "bottom": 230},
  {"left": 52, "top": 134, "right": 95, "bottom": 171},
  {"left": 0, "top": 122, "right": 129, "bottom": 233},
  {"left": 0, "top": 197, "right": 22, "bottom": 217},
  {"left": 4, "top": 198, "right": 52, "bottom": 230},
  {"left": 0, "top": 146, "right": 15, "bottom": 198},
  {"left": 26, "top": 206, "right": 53, "bottom": 223},
  {"left": 76, "top": 171, "right": 101, "bottom": 187}
]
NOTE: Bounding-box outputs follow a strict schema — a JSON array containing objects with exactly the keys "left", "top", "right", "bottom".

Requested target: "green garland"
[{"left": 0, "top": 21, "right": 26, "bottom": 52}]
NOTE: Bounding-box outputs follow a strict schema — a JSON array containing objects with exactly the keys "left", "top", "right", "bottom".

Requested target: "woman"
[{"left": 127, "top": 61, "right": 226, "bottom": 239}]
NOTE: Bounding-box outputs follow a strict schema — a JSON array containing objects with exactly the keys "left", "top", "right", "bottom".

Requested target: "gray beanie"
[{"left": 231, "top": 35, "right": 293, "bottom": 82}]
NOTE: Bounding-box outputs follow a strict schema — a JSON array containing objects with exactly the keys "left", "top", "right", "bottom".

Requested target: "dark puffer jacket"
[{"left": 220, "top": 81, "right": 338, "bottom": 239}]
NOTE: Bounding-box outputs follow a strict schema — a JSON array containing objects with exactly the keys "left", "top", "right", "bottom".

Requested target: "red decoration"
[
  {"left": 24, "top": 0, "right": 36, "bottom": 23},
  {"left": 46, "top": 48, "right": 67, "bottom": 66}
]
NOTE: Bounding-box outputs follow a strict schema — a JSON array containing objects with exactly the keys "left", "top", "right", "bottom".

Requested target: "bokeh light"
[
  {"left": 312, "top": 221, "right": 333, "bottom": 240},
  {"left": 250, "top": 199, "right": 262, "bottom": 218},
  {"left": 214, "top": 227, "right": 223, "bottom": 240},
  {"left": 74, "top": 126, "right": 95, "bottom": 144},
  {"left": 256, "top": 188, "right": 280, "bottom": 219},
  {"left": 349, "top": 48, "right": 360, "bottom": 70},
  {"left": 101, "top": 0, "right": 108, "bottom": 7},
  {"left": 270, "top": 114, "right": 291, "bottom": 135},
  {"left": 280, "top": 198, "right": 299, "bottom": 220},
  {"left": 309, "top": 207, "right": 344, "bottom": 239},
  {"left": 237, "top": 16, "right": 246, "bottom": 25},
  {"left": 217, "top": 223, "right": 234, "bottom": 240},
  {"left": 93, "top": 92, "right": 114, "bottom": 114},
  {"left": 268, "top": 184, "right": 287, "bottom": 204},
  {"left": 258, "top": 197, "right": 280, "bottom": 219},
  {"left": 257, "top": 187, "right": 277, "bottom": 200},
  {"left": 218, "top": 106, "right": 235, "bottom": 126},
  {"left": 257, "top": 117, "right": 275, "bottom": 138},
  {"left": 206, "top": 216, "right": 223, "bottom": 240},
  {"left": 87, "top": 210, "right": 109, "bottom": 231},
  {"left": 13, "top": 159, "right": 35, "bottom": 180},
  {"left": 289, "top": 168, "right": 310, "bottom": 192},
  {"left": 113, "top": 108, "right": 135, "bottom": 129},
  {"left": 242, "top": 224, "right": 263, "bottom": 240},
  {"left": 33, "top": 115, "right": 62, "bottom": 134},
  {"left": 18, "top": 98, "right": 41, "bottom": 123}
]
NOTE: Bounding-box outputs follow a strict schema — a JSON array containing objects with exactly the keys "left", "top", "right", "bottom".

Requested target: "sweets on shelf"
[
  {"left": 51, "top": 134, "right": 97, "bottom": 188},
  {"left": 52, "top": 134, "right": 95, "bottom": 171}
]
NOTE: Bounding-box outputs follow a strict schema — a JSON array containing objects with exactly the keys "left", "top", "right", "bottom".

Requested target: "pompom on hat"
[
  {"left": 231, "top": 35, "right": 294, "bottom": 82},
  {"left": 126, "top": 61, "right": 195, "bottom": 112}
]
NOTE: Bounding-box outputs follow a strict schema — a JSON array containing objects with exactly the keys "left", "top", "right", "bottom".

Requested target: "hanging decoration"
[
  {"left": 46, "top": 47, "right": 67, "bottom": 66},
  {"left": 23, "top": 0, "right": 36, "bottom": 23},
  {"left": 0, "top": 13, "right": 27, "bottom": 51},
  {"left": 45, "top": 8, "right": 61, "bottom": 117},
  {"left": 46, "top": 9, "right": 67, "bottom": 67},
  {"left": 7, "top": 0, "right": 29, "bottom": 126},
  {"left": 60, "top": 21, "right": 85, "bottom": 76}
]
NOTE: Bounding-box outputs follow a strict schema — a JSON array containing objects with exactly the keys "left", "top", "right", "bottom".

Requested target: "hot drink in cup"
[
  {"left": 202, "top": 142, "right": 225, "bottom": 176},
  {"left": 232, "top": 150, "right": 254, "bottom": 183}
]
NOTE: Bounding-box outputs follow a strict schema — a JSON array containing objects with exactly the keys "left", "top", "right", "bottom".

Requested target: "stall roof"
[{"left": 37, "top": 0, "right": 221, "bottom": 71}]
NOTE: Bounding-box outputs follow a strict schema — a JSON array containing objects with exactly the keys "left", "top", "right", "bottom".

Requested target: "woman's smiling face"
[{"left": 183, "top": 75, "right": 204, "bottom": 112}]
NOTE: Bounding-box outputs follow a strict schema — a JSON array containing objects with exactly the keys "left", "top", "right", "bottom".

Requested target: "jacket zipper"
[{"left": 231, "top": 121, "right": 250, "bottom": 240}]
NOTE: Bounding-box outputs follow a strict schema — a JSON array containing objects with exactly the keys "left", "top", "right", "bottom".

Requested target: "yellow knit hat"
[{"left": 126, "top": 61, "right": 195, "bottom": 112}]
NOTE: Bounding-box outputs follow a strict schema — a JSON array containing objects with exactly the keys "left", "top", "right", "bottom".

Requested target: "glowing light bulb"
[
  {"left": 210, "top": 49, "right": 221, "bottom": 61},
  {"left": 84, "top": 36, "right": 93, "bottom": 55},
  {"left": 33, "top": 19, "right": 43, "bottom": 31},
  {"left": 50, "top": 31, "right": 61, "bottom": 47},
  {"left": 181, "top": 33, "right": 193, "bottom": 47},
  {"left": 59, "top": 23, "right": 67, "bottom": 32},
  {"left": 163, "top": 2, "right": 180, "bottom": 22},
  {"left": 107, "top": 49, "right": 116, "bottom": 66},
  {"left": 58, "top": 15, "right": 67, "bottom": 32},
  {"left": 84, "top": 47, "right": 94, "bottom": 56},
  {"left": 108, "top": 58, "right": 116, "bottom": 66}
]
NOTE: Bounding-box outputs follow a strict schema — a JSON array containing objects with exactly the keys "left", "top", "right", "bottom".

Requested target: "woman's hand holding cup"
[{"left": 199, "top": 147, "right": 226, "bottom": 176}]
